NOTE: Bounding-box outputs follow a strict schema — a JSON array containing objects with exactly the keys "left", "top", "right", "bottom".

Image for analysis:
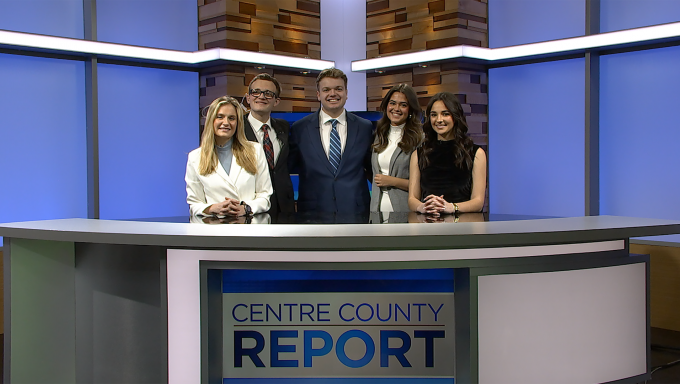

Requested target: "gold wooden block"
[
  {"left": 199, "top": 0, "right": 228, "bottom": 21},
  {"left": 456, "top": 0, "right": 488, "bottom": 18},
  {"left": 433, "top": 18, "right": 467, "bottom": 30},
  {"left": 366, "top": 85, "right": 386, "bottom": 98},
  {"left": 465, "top": 92, "right": 489, "bottom": 105},
  {"left": 456, "top": 27, "right": 487, "bottom": 42},
  {"left": 366, "top": 72, "right": 412, "bottom": 87},
  {"left": 273, "top": 28, "right": 320, "bottom": 45},
  {"left": 275, "top": 73, "right": 317, "bottom": 87},
  {"left": 466, "top": 121, "right": 483, "bottom": 135},
  {"left": 224, "top": 75, "right": 242, "bottom": 87},
  {"left": 466, "top": 114, "right": 488, "bottom": 124},
  {"left": 367, "top": 101, "right": 382, "bottom": 111},
  {"left": 468, "top": 20, "right": 488, "bottom": 30},
  {"left": 367, "top": 13, "right": 398, "bottom": 30},
  {"left": 253, "top": 8, "right": 279, "bottom": 24},
  {"left": 405, "top": 4, "right": 433, "bottom": 18},
  {"left": 204, "top": 86, "right": 229, "bottom": 102},
  {"left": 368, "top": 25, "right": 414, "bottom": 44},
  {"left": 251, "top": 20, "right": 275, "bottom": 36},
  {"left": 199, "top": 24, "right": 216, "bottom": 34},
  {"left": 200, "top": 30, "right": 228, "bottom": 45},
  {"left": 631, "top": 243, "right": 680, "bottom": 332},
  {"left": 289, "top": 13, "right": 321, "bottom": 29},
  {"left": 225, "top": 20, "right": 252, "bottom": 32},
  {"left": 411, "top": 18, "right": 434, "bottom": 35}
]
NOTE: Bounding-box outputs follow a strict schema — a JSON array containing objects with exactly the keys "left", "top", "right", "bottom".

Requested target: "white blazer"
[{"left": 185, "top": 143, "right": 273, "bottom": 216}]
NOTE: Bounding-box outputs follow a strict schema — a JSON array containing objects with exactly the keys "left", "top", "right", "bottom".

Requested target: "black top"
[{"left": 419, "top": 141, "right": 480, "bottom": 204}]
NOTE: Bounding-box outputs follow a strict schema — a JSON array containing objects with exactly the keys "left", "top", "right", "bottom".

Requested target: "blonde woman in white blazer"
[{"left": 185, "top": 96, "right": 272, "bottom": 217}]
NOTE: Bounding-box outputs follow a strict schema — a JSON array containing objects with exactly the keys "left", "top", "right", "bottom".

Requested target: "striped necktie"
[
  {"left": 261, "top": 124, "right": 274, "bottom": 170},
  {"left": 328, "top": 119, "right": 341, "bottom": 173}
]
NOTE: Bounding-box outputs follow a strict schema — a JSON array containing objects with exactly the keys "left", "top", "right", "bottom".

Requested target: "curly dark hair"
[
  {"left": 372, "top": 84, "right": 423, "bottom": 154},
  {"left": 419, "top": 92, "right": 475, "bottom": 170}
]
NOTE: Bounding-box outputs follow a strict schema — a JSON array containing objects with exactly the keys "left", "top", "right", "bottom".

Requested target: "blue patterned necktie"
[{"left": 328, "top": 119, "right": 341, "bottom": 173}]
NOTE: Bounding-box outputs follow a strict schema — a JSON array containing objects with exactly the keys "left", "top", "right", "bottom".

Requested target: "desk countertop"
[{"left": 1, "top": 216, "right": 679, "bottom": 250}]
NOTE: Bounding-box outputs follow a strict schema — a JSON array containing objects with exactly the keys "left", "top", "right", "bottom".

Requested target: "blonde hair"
[{"left": 199, "top": 96, "right": 257, "bottom": 175}]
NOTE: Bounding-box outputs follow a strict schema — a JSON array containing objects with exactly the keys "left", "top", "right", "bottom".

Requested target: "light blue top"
[{"left": 216, "top": 138, "right": 233, "bottom": 175}]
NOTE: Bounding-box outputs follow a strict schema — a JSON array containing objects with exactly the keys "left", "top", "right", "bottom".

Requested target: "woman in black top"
[{"left": 408, "top": 92, "right": 487, "bottom": 215}]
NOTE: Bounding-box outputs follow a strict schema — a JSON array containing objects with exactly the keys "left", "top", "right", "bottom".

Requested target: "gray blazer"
[{"left": 370, "top": 146, "right": 413, "bottom": 212}]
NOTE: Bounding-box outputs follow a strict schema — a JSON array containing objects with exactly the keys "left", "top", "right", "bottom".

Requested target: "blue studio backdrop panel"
[{"left": 489, "top": 58, "right": 586, "bottom": 217}]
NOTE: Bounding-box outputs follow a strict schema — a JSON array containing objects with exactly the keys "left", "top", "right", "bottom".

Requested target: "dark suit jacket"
[
  {"left": 289, "top": 110, "right": 373, "bottom": 214},
  {"left": 244, "top": 115, "right": 295, "bottom": 213}
]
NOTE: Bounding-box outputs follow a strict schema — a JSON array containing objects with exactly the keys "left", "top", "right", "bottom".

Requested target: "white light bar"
[
  {"left": 217, "top": 48, "right": 333, "bottom": 71},
  {"left": 352, "top": 21, "right": 680, "bottom": 71},
  {"left": 0, "top": 29, "right": 334, "bottom": 70}
]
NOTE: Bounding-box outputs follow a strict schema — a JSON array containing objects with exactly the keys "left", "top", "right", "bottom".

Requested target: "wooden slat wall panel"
[
  {"left": 198, "top": 0, "right": 322, "bottom": 116},
  {"left": 199, "top": 65, "right": 320, "bottom": 127},
  {"left": 367, "top": 0, "right": 487, "bottom": 57},
  {"left": 367, "top": 0, "right": 488, "bottom": 210},
  {"left": 365, "top": 1, "right": 488, "bottom": 141},
  {"left": 198, "top": 0, "right": 320, "bottom": 56}
]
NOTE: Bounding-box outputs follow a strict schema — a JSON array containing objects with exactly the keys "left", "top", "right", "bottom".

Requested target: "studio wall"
[
  {"left": 0, "top": 54, "right": 88, "bottom": 227},
  {"left": 97, "top": 0, "right": 197, "bottom": 51},
  {"left": 0, "top": 0, "right": 198, "bottom": 246},
  {"left": 601, "top": 0, "right": 680, "bottom": 33},
  {"left": 600, "top": 45, "right": 680, "bottom": 243},
  {"left": 97, "top": 64, "right": 198, "bottom": 220},
  {"left": 488, "top": 59, "right": 586, "bottom": 217},
  {"left": 0, "top": 0, "right": 84, "bottom": 39},
  {"left": 489, "top": 0, "right": 585, "bottom": 48},
  {"left": 487, "top": 0, "right": 680, "bottom": 241}
]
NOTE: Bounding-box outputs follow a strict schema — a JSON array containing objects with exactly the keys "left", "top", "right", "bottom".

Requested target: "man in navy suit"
[
  {"left": 243, "top": 73, "right": 295, "bottom": 215},
  {"left": 290, "top": 68, "right": 373, "bottom": 214}
]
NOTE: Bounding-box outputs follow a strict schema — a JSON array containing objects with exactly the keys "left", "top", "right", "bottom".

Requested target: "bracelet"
[{"left": 240, "top": 201, "right": 253, "bottom": 216}]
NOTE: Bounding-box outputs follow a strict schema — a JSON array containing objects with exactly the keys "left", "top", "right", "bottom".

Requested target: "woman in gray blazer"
[{"left": 370, "top": 84, "right": 423, "bottom": 220}]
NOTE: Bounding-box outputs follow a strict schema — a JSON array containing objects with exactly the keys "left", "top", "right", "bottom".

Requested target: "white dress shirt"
[
  {"left": 377, "top": 123, "right": 405, "bottom": 213},
  {"left": 319, "top": 109, "right": 347, "bottom": 158},
  {"left": 248, "top": 113, "right": 281, "bottom": 164}
]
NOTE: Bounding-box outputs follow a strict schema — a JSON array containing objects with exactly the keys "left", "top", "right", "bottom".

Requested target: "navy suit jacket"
[{"left": 290, "top": 110, "right": 373, "bottom": 214}]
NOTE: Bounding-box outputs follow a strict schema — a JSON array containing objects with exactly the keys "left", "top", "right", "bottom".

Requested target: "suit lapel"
[
  {"left": 271, "top": 119, "right": 286, "bottom": 163},
  {"left": 337, "top": 112, "right": 358, "bottom": 174},
  {"left": 215, "top": 156, "right": 238, "bottom": 192},
  {"left": 389, "top": 146, "right": 404, "bottom": 176},
  {"left": 228, "top": 156, "right": 243, "bottom": 195},
  {"left": 307, "top": 111, "right": 336, "bottom": 175},
  {"left": 243, "top": 116, "right": 257, "bottom": 142}
]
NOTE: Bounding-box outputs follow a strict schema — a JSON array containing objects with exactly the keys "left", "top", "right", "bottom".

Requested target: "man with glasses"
[
  {"left": 244, "top": 73, "right": 295, "bottom": 214},
  {"left": 290, "top": 68, "right": 373, "bottom": 216}
]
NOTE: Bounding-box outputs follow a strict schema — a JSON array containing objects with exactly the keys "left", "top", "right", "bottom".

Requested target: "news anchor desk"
[{"left": 2, "top": 215, "right": 680, "bottom": 384}]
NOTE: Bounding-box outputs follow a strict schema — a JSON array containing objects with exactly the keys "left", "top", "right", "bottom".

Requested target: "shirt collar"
[
  {"left": 319, "top": 108, "right": 346, "bottom": 127},
  {"left": 247, "top": 113, "right": 272, "bottom": 132}
]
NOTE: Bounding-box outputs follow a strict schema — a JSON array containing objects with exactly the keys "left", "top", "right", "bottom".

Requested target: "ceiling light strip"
[
  {"left": 352, "top": 21, "right": 680, "bottom": 71},
  {"left": 0, "top": 29, "right": 334, "bottom": 70}
]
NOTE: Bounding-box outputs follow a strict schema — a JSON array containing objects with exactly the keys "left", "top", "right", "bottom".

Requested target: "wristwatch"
[
  {"left": 453, "top": 203, "right": 460, "bottom": 213},
  {"left": 240, "top": 201, "right": 253, "bottom": 216}
]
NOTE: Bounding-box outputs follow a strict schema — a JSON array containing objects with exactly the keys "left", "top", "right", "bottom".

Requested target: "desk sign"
[{"left": 223, "top": 292, "right": 455, "bottom": 380}]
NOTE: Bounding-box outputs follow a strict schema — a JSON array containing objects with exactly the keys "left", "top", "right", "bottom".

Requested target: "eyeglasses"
[{"left": 249, "top": 88, "right": 277, "bottom": 99}]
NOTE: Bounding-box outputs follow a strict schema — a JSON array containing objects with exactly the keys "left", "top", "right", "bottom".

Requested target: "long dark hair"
[
  {"left": 372, "top": 84, "right": 423, "bottom": 154},
  {"left": 419, "top": 92, "right": 474, "bottom": 170}
]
